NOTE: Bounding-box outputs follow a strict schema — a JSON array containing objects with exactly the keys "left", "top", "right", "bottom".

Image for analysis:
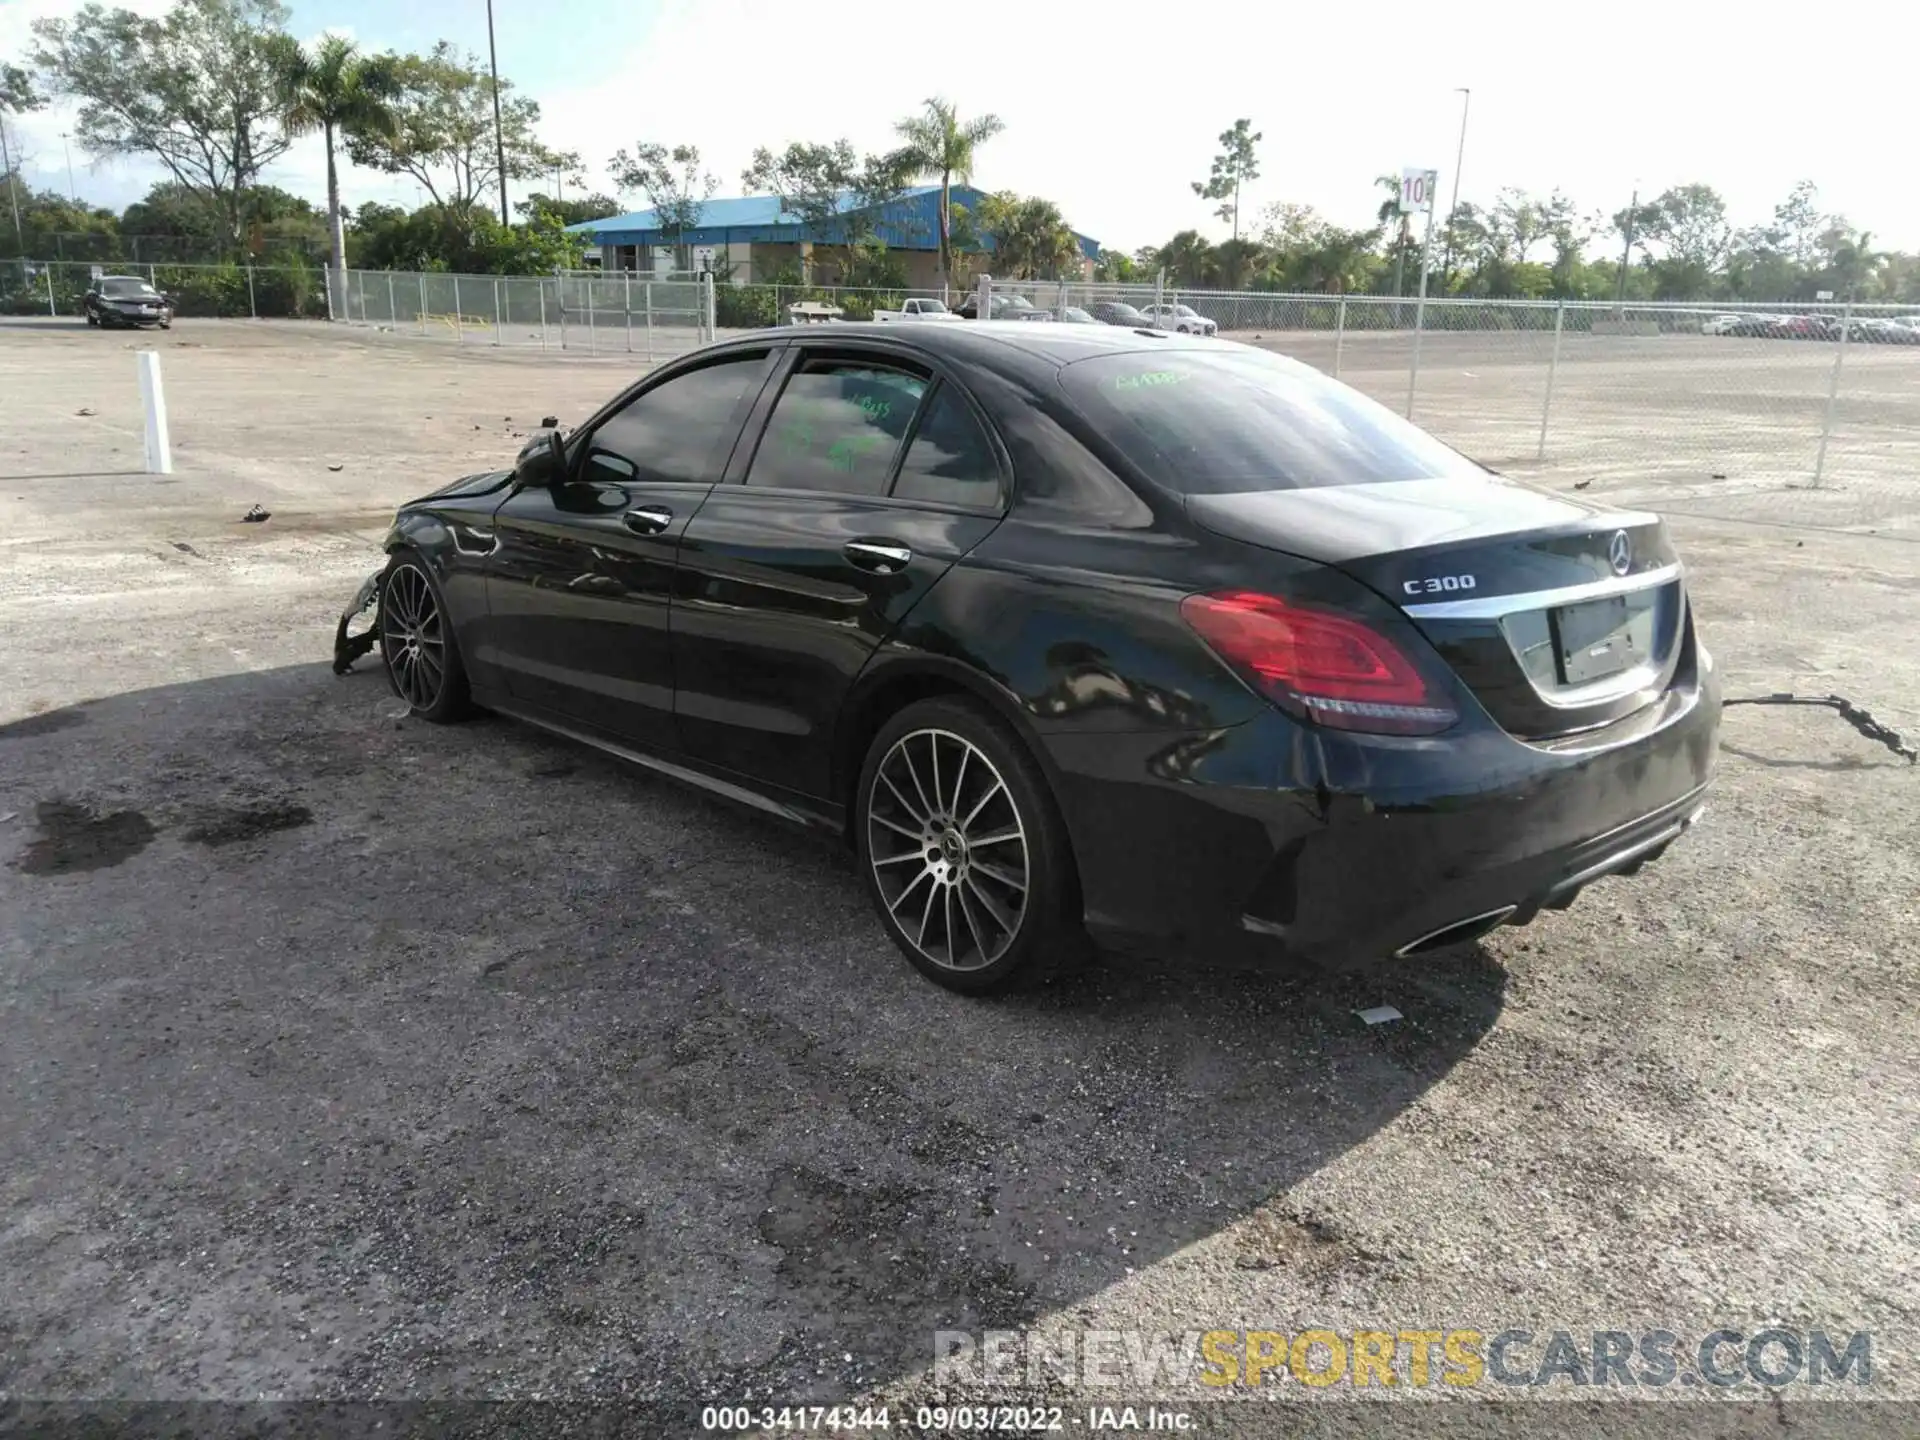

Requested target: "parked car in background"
[
  {"left": 84, "top": 275, "right": 174, "bottom": 329},
  {"left": 1088, "top": 300, "right": 1154, "bottom": 328},
  {"left": 335, "top": 322, "right": 1718, "bottom": 995},
  {"left": 872, "top": 298, "right": 960, "bottom": 323},
  {"left": 1056, "top": 306, "right": 1101, "bottom": 324},
  {"left": 1724, "top": 314, "right": 1787, "bottom": 338},
  {"left": 1848, "top": 318, "right": 1920, "bottom": 345},
  {"left": 1772, "top": 314, "right": 1835, "bottom": 341},
  {"left": 1139, "top": 303, "right": 1218, "bottom": 336},
  {"left": 953, "top": 292, "right": 1040, "bottom": 321},
  {"left": 1699, "top": 314, "right": 1748, "bottom": 336}
]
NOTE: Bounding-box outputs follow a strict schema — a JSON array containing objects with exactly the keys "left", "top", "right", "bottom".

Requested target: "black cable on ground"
[{"left": 1723, "top": 693, "right": 1917, "bottom": 764}]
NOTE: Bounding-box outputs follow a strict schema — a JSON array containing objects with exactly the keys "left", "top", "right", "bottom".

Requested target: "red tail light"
[{"left": 1180, "top": 590, "right": 1458, "bottom": 735}]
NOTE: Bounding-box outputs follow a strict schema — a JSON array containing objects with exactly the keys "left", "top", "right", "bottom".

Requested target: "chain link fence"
[
  {"left": 328, "top": 267, "right": 718, "bottom": 360},
  {"left": 2, "top": 257, "right": 328, "bottom": 319}
]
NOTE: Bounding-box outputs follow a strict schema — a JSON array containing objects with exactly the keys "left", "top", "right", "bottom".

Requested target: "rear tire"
[
  {"left": 378, "top": 551, "right": 472, "bottom": 723},
  {"left": 855, "top": 696, "right": 1084, "bottom": 995}
]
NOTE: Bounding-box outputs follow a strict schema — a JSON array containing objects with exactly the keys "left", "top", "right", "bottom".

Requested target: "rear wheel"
[
  {"left": 379, "top": 552, "right": 471, "bottom": 722},
  {"left": 856, "top": 696, "right": 1083, "bottom": 994}
]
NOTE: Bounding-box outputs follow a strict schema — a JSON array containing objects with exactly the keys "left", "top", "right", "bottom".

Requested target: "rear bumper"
[{"left": 1044, "top": 663, "right": 1721, "bottom": 972}]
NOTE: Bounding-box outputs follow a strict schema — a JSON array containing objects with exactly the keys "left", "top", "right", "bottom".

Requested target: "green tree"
[
  {"left": 348, "top": 42, "right": 577, "bottom": 225},
  {"left": 610, "top": 142, "right": 717, "bottom": 269},
  {"left": 514, "top": 191, "right": 619, "bottom": 227},
  {"left": 121, "top": 179, "right": 323, "bottom": 261},
  {"left": 1, "top": 60, "right": 46, "bottom": 249},
  {"left": 1192, "top": 118, "right": 1261, "bottom": 240},
  {"left": 740, "top": 139, "right": 912, "bottom": 277},
  {"left": 1633, "top": 184, "right": 1732, "bottom": 270},
  {"left": 1819, "top": 227, "right": 1881, "bottom": 300},
  {"left": 892, "top": 97, "right": 1004, "bottom": 284},
  {"left": 346, "top": 197, "right": 584, "bottom": 274},
  {"left": 1155, "top": 229, "right": 1215, "bottom": 287},
  {"left": 31, "top": 0, "right": 299, "bottom": 250},
  {"left": 280, "top": 35, "right": 396, "bottom": 281},
  {"left": 0, "top": 175, "right": 119, "bottom": 260},
  {"left": 977, "top": 192, "right": 1079, "bottom": 279},
  {"left": 0, "top": 61, "right": 42, "bottom": 115},
  {"left": 1094, "top": 248, "right": 1137, "bottom": 282},
  {"left": 742, "top": 139, "right": 858, "bottom": 232}
]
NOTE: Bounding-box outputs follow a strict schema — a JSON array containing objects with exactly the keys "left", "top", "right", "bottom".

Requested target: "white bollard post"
[{"left": 139, "top": 351, "right": 173, "bottom": 475}]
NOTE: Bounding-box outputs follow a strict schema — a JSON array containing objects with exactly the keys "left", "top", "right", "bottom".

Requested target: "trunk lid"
[{"left": 1187, "top": 478, "right": 1692, "bottom": 739}]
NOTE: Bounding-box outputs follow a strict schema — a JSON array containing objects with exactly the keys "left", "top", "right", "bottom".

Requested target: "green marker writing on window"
[{"left": 1113, "top": 370, "right": 1190, "bottom": 392}]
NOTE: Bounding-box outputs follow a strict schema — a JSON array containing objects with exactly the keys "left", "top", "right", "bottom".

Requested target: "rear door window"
[
  {"left": 1059, "top": 349, "right": 1489, "bottom": 493},
  {"left": 747, "top": 359, "right": 927, "bottom": 496},
  {"left": 890, "top": 384, "right": 1000, "bottom": 509}
]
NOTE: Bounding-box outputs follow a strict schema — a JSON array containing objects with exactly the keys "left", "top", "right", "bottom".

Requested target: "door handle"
[
  {"left": 844, "top": 540, "right": 913, "bottom": 574},
  {"left": 622, "top": 505, "right": 673, "bottom": 536}
]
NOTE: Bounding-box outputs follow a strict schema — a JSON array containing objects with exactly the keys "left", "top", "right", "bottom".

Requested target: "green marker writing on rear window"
[{"left": 1114, "top": 370, "right": 1189, "bottom": 391}]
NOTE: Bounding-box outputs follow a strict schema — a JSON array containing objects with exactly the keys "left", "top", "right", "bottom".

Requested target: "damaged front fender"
[{"left": 332, "top": 569, "right": 384, "bottom": 675}]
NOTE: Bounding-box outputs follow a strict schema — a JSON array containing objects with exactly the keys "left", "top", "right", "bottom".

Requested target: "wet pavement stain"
[
  {"left": 13, "top": 799, "right": 155, "bottom": 875},
  {"left": 0, "top": 710, "right": 87, "bottom": 741},
  {"left": 183, "top": 803, "right": 314, "bottom": 848}
]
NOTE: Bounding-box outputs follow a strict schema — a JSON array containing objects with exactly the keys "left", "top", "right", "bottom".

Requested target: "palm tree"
[
  {"left": 893, "top": 98, "right": 1004, "bottom": 283},
  {"left": 280, "top": 36, "right": 398, "bottom": 282},
  {"left": 1828, "top": 230, "right": 1881, "bottom": 300}
]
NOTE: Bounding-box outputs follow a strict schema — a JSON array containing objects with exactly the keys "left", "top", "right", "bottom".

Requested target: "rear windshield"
[{"left": 1058, "top": 348, "right": 1488, "bottom": 493}]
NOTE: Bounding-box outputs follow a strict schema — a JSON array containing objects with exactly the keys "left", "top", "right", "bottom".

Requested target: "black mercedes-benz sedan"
[{"left": 336, "top": 322, "right": 1718, "bottom": 993}]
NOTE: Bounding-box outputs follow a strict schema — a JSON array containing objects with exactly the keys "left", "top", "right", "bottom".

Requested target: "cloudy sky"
[{"left": 5, "top": 0, "right": 1918, "bottom": 254}]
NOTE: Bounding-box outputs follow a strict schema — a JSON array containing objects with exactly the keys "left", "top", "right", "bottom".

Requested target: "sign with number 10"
[{"left": 1399, "top": 168, "right": 1439, "bottom": 215}]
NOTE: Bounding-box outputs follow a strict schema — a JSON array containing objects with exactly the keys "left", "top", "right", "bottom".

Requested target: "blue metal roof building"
[{"left": 567, "top": 184, "right": 1099, "bottom": 271}]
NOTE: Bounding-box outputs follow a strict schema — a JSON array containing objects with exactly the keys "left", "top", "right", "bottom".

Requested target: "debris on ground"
[
  {"left": 75, "top": 407, "right": 96, "bottom": 417},
  {"left": 1573, "top": 479, "right": 1592, "bottom": 489},
  {"left": 1725, "top": 692, "right": 1918, "bottom": 764},
  {"left": 1356, "top": 1005, "right": 1403, "bottom": 1026},
  {"left": 241, "top": 504, "right": 270, "bottom": 523},
  {"left": 327, "top": 464, "right": 343, "bottom": 472}
]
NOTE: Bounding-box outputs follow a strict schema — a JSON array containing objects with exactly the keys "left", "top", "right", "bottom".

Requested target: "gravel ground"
[{"left": 1, "top": 320, "right": 1916, "bottom": 1435}]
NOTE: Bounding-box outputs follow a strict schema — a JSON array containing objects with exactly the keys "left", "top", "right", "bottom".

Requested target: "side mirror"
[{"left": 513, "top": 427, "right": 566, "bottom": 490}]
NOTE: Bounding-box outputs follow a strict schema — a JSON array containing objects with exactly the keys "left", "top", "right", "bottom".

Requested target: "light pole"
[
  {"left": 1440, "top": 88, "right": 1469, "bottom": 287},
  {"left": 485, "top": 0, "right": 510, "bottom": 225},
  {"left": 59, "top": 132, "right": 77, "bottom": 203}
]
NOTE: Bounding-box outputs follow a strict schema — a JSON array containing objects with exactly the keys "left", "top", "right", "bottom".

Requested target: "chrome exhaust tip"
[{"left": 1394, "top": 905, "right": 1519, "bottom": 958}]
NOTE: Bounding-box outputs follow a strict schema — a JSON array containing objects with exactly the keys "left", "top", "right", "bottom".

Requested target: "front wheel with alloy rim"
[
  {"left": 379, "top": 552, "right": 472, "bottom": 722},
  {"left": 856, "top": 696, "right": 1084, "bottom": 993}
]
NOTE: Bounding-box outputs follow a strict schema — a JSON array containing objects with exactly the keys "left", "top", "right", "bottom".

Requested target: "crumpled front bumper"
[{"left": 332, "top": 569, "right": 383, "bottom": 675}]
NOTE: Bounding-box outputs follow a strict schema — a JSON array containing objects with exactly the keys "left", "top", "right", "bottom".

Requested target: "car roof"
[{"left": 741, "top": 319, "right": 1235, "bottom": 371}]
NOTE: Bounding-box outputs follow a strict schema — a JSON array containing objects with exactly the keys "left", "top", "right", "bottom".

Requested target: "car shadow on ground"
[{"left": 0, "top": 662, "right": 1505, "bottom": 1403}]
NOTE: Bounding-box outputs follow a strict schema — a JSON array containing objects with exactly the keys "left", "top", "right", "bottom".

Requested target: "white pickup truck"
[{"left": 871, "top": 297, "right": 961, "bottom": 323}]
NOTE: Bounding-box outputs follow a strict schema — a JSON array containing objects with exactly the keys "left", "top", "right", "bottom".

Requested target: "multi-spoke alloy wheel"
[
  {"left": 867, "top": 727, "right": 1031, "bottom": 972},
  {"left": 380, "top": 561, "right": 451, "bottom": 714}
]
